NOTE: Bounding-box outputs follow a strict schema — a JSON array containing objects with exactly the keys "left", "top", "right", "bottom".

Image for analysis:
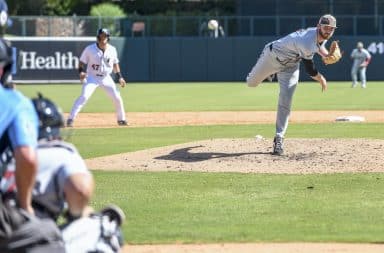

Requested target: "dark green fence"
[
  {"left": 119, "top": 37, "right": 382, "bottom": 82},
  {"left": 7, "top": 15, "right": 384, "bottom": 37},
  {"left": 9, "top": 36, "right": 384, "bottom": 83}
]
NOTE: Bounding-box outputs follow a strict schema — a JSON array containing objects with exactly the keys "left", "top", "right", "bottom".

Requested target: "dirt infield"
[
  {"left": 80, "top": 111, "right": 384, "bottom": 253},
  {"left": 86, "top": 138, "right": 384, "bottom": 174},
  {"left": 64, "top": 110, "right": 384, "bottom": 128},
  {"left": 122, "top": 243, "right": 384, "bottom": 253}
]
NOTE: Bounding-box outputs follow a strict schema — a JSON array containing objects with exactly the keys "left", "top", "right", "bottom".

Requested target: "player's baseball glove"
[{"left": 322, "top": 41, "right": 342, "bottom": 65}]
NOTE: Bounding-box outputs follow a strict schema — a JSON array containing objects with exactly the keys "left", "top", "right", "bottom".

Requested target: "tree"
[
  {"left": 90, "top": 3, "right": 126, "bottom": 36},
  {"left": 43, "top": 0, "right": 72, "bottom": 15},
  {"left": 8, "top": 0, "right": 84, "bottom": 15}
]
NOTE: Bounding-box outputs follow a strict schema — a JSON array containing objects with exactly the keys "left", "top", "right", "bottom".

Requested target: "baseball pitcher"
[
  {"left": 246, "top": 14, "right": 341, "bottom": 155},
  {"left": 67, "top": 28, "right": 128, "bottom": 127}
]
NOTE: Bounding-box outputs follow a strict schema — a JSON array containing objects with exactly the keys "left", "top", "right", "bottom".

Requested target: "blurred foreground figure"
[{"left": 2, "top": 93, "right": 126, "bottom": 253}]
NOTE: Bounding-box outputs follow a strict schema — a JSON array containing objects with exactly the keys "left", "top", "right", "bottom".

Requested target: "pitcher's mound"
[{"left": 86, "top": 138, "right": 384, "bottom": 174}]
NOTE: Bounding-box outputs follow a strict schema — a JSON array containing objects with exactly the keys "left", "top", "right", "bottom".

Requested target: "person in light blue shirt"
[
  {"left": 0, "top": 35, "right": 65, "bottom": 252},
  {"left": 2, "top": 94, "right": 124, "bottom": 253},
  {"left": 0, "top": 38, "right": 38, "bottom": 214},
  {"left": 246, "top": 14, "right": 338, "bottom": 155}
]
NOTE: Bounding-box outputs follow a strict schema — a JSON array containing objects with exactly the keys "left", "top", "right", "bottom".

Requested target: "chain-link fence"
[{"left": 7, "top": 15, "right": 384, "bottom": 37}]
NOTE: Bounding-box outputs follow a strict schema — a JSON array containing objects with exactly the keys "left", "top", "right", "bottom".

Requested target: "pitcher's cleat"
[
  {"left": 266, "top": 74, "right": 276, "bottom": 82},
  {"left": 66, "top": 118, "right": 73, "bottom": 127},
  {"left": 272, "top": 136, "right": 284, "bottom": 155},
  {"left": 117, "top": 120, "right": 128, "bottom": 126}
]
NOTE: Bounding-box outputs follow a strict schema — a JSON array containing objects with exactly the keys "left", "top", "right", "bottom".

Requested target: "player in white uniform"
[
  {"left": 67, "top": 28, "right": 128, "bottom": 127},
  {"left": 350, "top": 42, "right": 371, "bottom": 88},
  {"left": 246, "top": 14, "right": 337, "bottom": 155}
]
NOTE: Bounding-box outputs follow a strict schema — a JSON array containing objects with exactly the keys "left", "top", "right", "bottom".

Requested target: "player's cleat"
[
  {"left": 266, "top": 74, "right": 276, "bottom": 82},
  {"left": 66, "top": 118, "right": 73, "bottom": 127},
  {"left": 351, "top": 82, "right": 357, "bottom": 88},
  {"left": 272, "top": 136, "right": 284, "bottom": 155},
  {"left": 117, "top": 120, "right": 128, "bottom": 126}
]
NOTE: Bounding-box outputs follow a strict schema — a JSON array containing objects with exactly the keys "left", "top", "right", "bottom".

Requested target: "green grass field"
[
  {"left": 94, "top": 172, "right": 384, "bottom": 244},
  {"left": 17, "top": 82, "right": 384, "bottom": 244},
  {"left": 18, "top": 81, "right": 384, "bottom": 112}
]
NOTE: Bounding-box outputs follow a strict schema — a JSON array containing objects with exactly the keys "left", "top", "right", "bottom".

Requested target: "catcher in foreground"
[{"left": 246, "top": 14, "right": 340, "bottom": 155}]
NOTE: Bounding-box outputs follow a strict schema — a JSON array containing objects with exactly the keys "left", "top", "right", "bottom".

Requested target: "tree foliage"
[
  {"left": 90, "top": 3, "right": 126, "bottom": 36},
  {"left": 43, "top": 0, "right": 72, "bottom": 15},
  {"left": 90, "top": 3, "right": 126, "bottom": 18},
  {"left": 8, "top": 0, "right": 84, "bottom": 15},
  {"left": 120, "top": 0, "right": 235, "bottom": 16},
  {"left": 8, "top": 0, "right": 235, "bottom": 16}
]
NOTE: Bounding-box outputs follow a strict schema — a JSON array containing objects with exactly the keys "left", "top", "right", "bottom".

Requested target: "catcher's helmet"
[
  {"left": 97, "top": 28, "right": 110, "bottom": 42},
  {"left": 31, "top": 93, "right": 64, "bottom": 140},
  {"left": 0, "top": 38, "right": 13, "bottom": 87}
]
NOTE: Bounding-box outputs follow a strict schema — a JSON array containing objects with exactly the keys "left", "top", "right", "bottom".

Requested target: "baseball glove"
[{"left": 322, "top": 41, "right": 342, "bottom": 65}]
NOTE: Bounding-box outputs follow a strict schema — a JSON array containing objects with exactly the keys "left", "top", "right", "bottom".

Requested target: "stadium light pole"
[
  {"left": 329, "top": 0, "right": 334, "bottom": 13},
  {"left": 374, "top": 0, "right": 378, "bottom": 31}
]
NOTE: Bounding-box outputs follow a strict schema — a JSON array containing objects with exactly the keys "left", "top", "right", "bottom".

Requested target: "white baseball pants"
[{"left": 69, "top": 75, "right": 126, "bottom": 121}]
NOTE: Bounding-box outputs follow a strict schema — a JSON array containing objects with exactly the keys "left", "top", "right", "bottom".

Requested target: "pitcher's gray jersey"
[
  {"left": 246, "top": 25, "right": 331, "bottom": 149},
  {"left": 271, "top": 27, "right": 326, "bottom": 64},
  {"left": 247, "top": 14, "right": 337, "bottom": 155},
  {"left": 351, "top": 48, "right": 371, "bottom": 67}
]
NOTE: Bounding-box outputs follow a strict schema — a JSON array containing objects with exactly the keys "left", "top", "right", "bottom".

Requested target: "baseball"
[
  {"left": 207, "top": 19, "right": 219, "bottom": 30},
  {"left": 255, "top": 135, "right": 263, "bottom": 140}
]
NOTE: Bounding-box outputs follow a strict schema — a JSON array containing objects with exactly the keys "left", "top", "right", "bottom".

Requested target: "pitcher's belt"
[{"left": 269, "top": 43, "right": 295, "bottom": 66}]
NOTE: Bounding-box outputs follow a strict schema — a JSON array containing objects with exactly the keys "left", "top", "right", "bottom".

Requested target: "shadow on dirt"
[{"left": 154, "top": 145, "right": 272, "bottom": 162}]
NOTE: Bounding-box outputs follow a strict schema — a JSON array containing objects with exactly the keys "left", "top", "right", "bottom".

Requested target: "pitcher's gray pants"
[{"left": 246, "top": 44, "right": 299, "bottom": 138}]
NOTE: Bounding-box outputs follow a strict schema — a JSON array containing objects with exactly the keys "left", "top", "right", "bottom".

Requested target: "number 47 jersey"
[{"left": 80, "top": 43, "right": 119, "bottom": 77}]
